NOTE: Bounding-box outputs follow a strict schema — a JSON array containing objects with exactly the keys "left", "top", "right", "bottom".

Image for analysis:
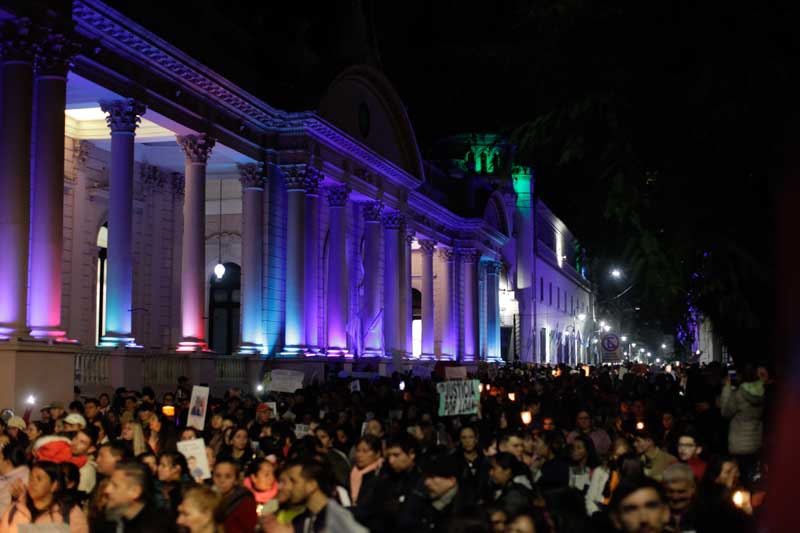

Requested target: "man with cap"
[
  {"left": 5, "top": 416, "right": 26, "bottom": 446},
  {"left": 633, "top": 429, "right": 677, "bottom": 482},
  {"left": 248, "top": 402, "right": 272, "bottom": 441},
  {"left": 47, "top": 401, "right": 65, "bottom": 433},
  {"left": 420, "top": 453, "right": 478, "bottom": 532},
  {"left": 63, "top": 413, "right": 87, "bottom": 434}
]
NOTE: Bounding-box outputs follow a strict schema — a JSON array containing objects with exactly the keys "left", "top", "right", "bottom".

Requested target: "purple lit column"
[
  {"left": 28, "top": 31, "right": 77, "bottom": 340},
  {"left": 176, "top": 134, "right": 215, "bottom": 351},
  {"left": 237, "top": 163, "right": 265, "bottom": 353},
  {"left": 99, "top": 99, "right": 146, "bottom": 346},
  {"left": 460, "top": 249, "right": 479, "bottom": 362},
  {"left": 382, "top": 211, "right": 402, "bottom": 356},
  {"left": 361, "top": 201, "right": 383, "bottom": 357},
  {"left": 419, "top": 240, "right": 436, "bottom": 359},
  {"left": 304, "top": 170, "right": 321, "bottom": 352},
  {"left": 485, "top": 260, "right": 502, "bottom": 362},
  {"left": 438, "top": 248, "right": 455, "bottom": 359},
  {"left": 0, "top": 19, "right": 34, "bottom": 339},
  {"left": 282, "top": 165, "right": 307, "bottom": 354},
  {"left": 403, "top": 230, "right": 414, "bottom": 355},
  {"left": 326, "top": 185, "right": 350, "bottom": 356}
]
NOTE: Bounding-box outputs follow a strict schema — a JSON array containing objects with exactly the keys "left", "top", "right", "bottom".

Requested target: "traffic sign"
[{"left": 601, "top": 334, "right": 620, "bottom": 352}]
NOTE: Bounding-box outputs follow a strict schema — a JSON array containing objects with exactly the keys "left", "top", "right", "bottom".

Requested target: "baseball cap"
[
  {"left": 7, "top": 416, "right": 26, "bottom": 430},
  {"left": 64, "top": 413, "right": 87, "bottom": 428},
  {"left": 48, "top": 401, "right": 65, "bottom": 410}
]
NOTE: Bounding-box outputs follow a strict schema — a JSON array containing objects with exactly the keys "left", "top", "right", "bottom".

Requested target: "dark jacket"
[
  {"left": 219, "top": 486, "right": 258, "bottom": 533},
  {"left": 453, "top": 450, "right": 491, "bottom": 502},
  {"left": 420, "top": 484, "right": 479, "bottom": 533},
  {"left": 356, "top": 466, "right": 428, "bottom": 533},
  {"left": 493, "top": 481, "right": 532, "bottom": 517},
  {"left": 118, "top": 503, "right": 176, "bottom": 533}
]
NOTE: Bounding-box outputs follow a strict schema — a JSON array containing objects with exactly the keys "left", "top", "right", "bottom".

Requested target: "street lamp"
[
  {"left": 631, "top": 342, "right": 637, "bottom": 348},
  {"left": 603, "top": 325, "right": 611, "bottom": 332},
  {"left": 661, "top": 344, "right": 667, "bottom": 349},
  {"left": 578, "top": 313, "right": 587, "bottom": 321},
  {"left": 611, "top": 268, "right": 622, "bottom": 279},
  {"left": 621, "top": 336, "right": 628, "bottom": 342},
  {"left": 639, "top": 348, "right": 645, "bottom": 353},
  {"left": 647, "top": 351, "right": 652, "bottom": 357},
  {"left": 600, "top": 320, "right": 606, "bottom": 328}
]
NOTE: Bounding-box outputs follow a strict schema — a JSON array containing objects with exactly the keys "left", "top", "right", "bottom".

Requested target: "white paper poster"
[
  {"left": 177, "top": 438, "right": 212, "bottom": 481},
  {"left": 187, "top": 385, "right": 209, "bottom": 430},
  {"left": 350, "top": 380, "right": 361, "bottom": 392},
  {"left": 437, "top": 380, "right": 480, "bottom": 416},
  {"left": 266, "top": 369, "right": 305, "bottom": 393},
  {"left": 445, "top": 366, "right": 468, "bottom": 380},
  {"left": 294, "top": 424, "right": 311, "bottom": 439},
  {"left": 266, "top": 402, "right": 277, "bottom": 419}
]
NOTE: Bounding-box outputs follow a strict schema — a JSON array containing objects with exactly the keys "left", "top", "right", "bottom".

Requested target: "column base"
[
  {"left": 99, "top": 335, "right": 141, "bottom": 349},
  {"left": 278, "top": 345, "right": 308, "bottom": 358},
  {"left": 237, "top": 342, "right": 265, "bottom": 356},
  {"left": 0, "top": 324, "right": 31, "bottom": 342},
  {"left": 29, "top": 326, "right": 77, "bottom": 344},
  {"left": 176, "top": 338, "right": 211, "bottom": 353},
  {"left": 360, "top": 348, "right": 387, "bottom": 358},
  {"left": 326, "top": 348, "right": 354, "bottom": 358},
  {"left": 419, "top": 353, "right": 438, "bottom": 361}
]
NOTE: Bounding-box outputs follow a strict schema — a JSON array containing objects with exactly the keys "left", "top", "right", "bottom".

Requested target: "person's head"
[
  {"left": 71, "top": 425, "right": 98, "bottom": 457},
  {"left": 49, "top": 402, "right": 65, "bottom": 420},
  {"left": 676, "top": 432, "right": 703, "bottom": 462},
  {"left": 230, "top": 427, "right": 250, "bottom": 452},
  {"left": 661, "top": 412, "right": 674, "bottom": 431},
  {"left": 498, "top": 431, "right": 524, "bottom": 462},
  {"left": 314, "top": 425, "right": 334, "bottom": 452},
  {"left": 84, "top": 398, "right": 100, "bottom": 420},
  {"left": 576, "top": 409, "right": 593, "bottom": 432},
  {"left": 422, "top": 454, "right": 459, "bottom": 499},
  {"left": 354, "top": 435, "right": 382, "bottom": 469},
  {"left": 631, "top": 399, "right": 646, "bottom": 419},
  {"left": 60, "top": 462, "right": 80, "bottom": 491},
  {"left": 158, "top": 451, "right": 188, "bottom": 483},
  {"left": 212, "top": 459, "right": 240, "bottom": 496},
  {"left": 205, "top": 446, "right": 216, "bottom": 472},
  {"left": 163, "top": 393, "right": 175, "bottom": 406},
  {"left": 96, "top": 442, "right": 129, "bottom": 476},
  {"left": 661, "top": 463, "right": 696, "bottom": 513},
  {"left": 99, "top": 393, "right": 110, "bottom": 408},
  {"left": 633, "top": 431, "right": 656, "bottom": 455},
  {"left": 1, "top": 445, "right": 27, "bottom": 471},
  {"left": 459, "top": 425, "right": 479, "bottom": 453},
  {"left": 256, "top": 403, "right": 272, "bottom": 424},
  {"left": 385, "top": 434, "right": 418, "bottom": 474},
  {"left": 708, "top": 456, "right": 740, "bottom": 489},
  {"left": 180, "top": 427, "right": 199, "bottom": 442},
  {"left": 489, "top": 452, "right": 519, "bottom": 487},
  {"left": 105, "top": 461, "right": 152, "bottom": 512},
  {"left": 610, "top": 478, "right": 670, "bottom": 533},
  {"left": 210, "top": 414, "right": 224, "bottom": 430},
  {"left": 63, "top": 413, "right": 87, "bottom": 433},
  {"left": 6, "top": 416, "right": 26, "bottom": 440},
  {"left": 365, "top": 418, "right": 384, "bottom": 438},
  {"left": 542, "top": 416, "right": 555, "bottom": 432},
  {"left": 28, "top": 462, "right": 61, "bottom": 505},
  {"left": 612, "top": 437, "right": 634, "bottom": 460},
  {"left": 532, "top": 430, "right": 562, "bottom": 460},
  {"left": 570, "top": 434, "right": 599, "bottom": 468},
  {"left": 487, "top": 507, "right": 508, "bottom": 533},
  {"left": 177, "top": 486, "right": 222, "bottom": 533},
  {"left": 507, "top": 513, "right": 536, "bottom": 533},
  {"left": 247, "top": 458, "right": 277, "bottom": 492},
  {"left": 285, "top": 460, "right": 332, "bottom": 506},
  {"left": 137, "top": 452, "right": 158, "bottom": 476},
  {"left": 26, "top": 421, "right": 47, "bottom": 443}
]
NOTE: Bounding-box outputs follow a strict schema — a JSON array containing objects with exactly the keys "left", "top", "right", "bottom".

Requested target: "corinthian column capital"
[
  {"left": 35, "top": 29, "right": 81, "bottom": 77},
  {"left": 0, "top": 18, "right": 36, "bottom": 62},
  {"left": 381, "top": 211, "right": 404, "bottom": 229},
  {"left": 100, "top": 99, "right": 146, "bottom": 134},
  {"left": 419, "top": 240, "right": 437, "bottom": 255},
  {"left": 327, "top": 185, "right": 351, "bottom": 207},
  {"left": 362, "top": 201, "right": 383, "bottom": 222},
  {"left": 177, "top": 133, "right": 215, "bottom": 164},
  {"left": 237, "top": 162, "right": 266, "bottom": 190}
]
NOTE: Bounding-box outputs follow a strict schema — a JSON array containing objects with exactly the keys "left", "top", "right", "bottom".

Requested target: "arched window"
[
  {"left": 95, "top": 224, "right": 108, "bottom": 346},
  {"left": 209, "top": 263, "right": 241, "bottom": 354}
]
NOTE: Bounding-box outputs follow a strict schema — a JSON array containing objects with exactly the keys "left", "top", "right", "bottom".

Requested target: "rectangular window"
[
  {"left": 540, "top": 277, "right": 544, "bottom": 302},
  {"left": 549, "top": 283, "right": 553, "bottom": 306},
  {"left": 557, "top": 287, "right": 560, "bottom": 310},
  {"left": 571, "top": 295, "right": 574, "bottom": 315}
]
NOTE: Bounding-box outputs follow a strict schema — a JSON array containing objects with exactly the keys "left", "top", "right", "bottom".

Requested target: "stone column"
[
  {"left": 419, "top": 240, "right": 436, "bottom": 359},
  {"left": 176, "top": 134, "right": 215, "bottom": 351},
  {"left": 485, "top": 260, "right": 502, "bottom": 362},
  {"left": 382, "top": 211, "right": 402, "bottom": 356},
  {"left": 361, "top": 201, "right": 383, "bottom": 357},
  {"left": 459, "top": 249, "right": 479, "bottom": 362},
  {"left": 0, "top": 19, "right": 35, "bottom": 339},
  {"left": 403, "top": 230, "right": 414, "bottom": 355},
  {"left": 325, "top": 185, "right": 350, "bottom": 356},
  {"left": 438, "top": 248, "right": 456, "bottom": 359},
  {"left": 281, "top": 165, "right": 307, "bottom": 355},
  {"left": 513, "top": 166, "right": 535, "bottom": 362},
  {"left": 237, "top": 163, "right": 265, "bottom": 353},
  {"left": 28, "top": 30, "right": 78, "bottom": 340},
  {"left": 99, "top": 99, "right": 146, "bottom": 346},
  {"left": 304, "top": 170, "right": 322, "bottom": 352}
]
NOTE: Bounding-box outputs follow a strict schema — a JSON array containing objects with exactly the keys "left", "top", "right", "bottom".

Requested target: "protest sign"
[
  {"left": 445, "top": 366, "right": 468, "bottom": 380},
  {"left": 177, "top": 438, "right": 211, "bottom": 481},
  {"left": 437, "top": 379, "right": 480, "bottom": 416},
  {"left": 266, "top": 369, "right": 305, "bottom": 393},
  {"left": 294, "top": 424, "right": 311, "bottom": 439},
  {"left": 266, "top": 402, "right": 277, "bottom": 419},
  {"left": 187, "top": 386, "right": 209, "bottom": 430}
]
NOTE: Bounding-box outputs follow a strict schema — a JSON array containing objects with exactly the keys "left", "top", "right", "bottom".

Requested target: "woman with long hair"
[
  {"left": 0, "top": 461, "right": 88, "bottom": 533},
  {"left": 489, "top": 452, "right": 533, "bottom": 517},
  {"left": 177, "top": 486, "right": 224, "bottom": 533},
  {"left": 220, "top": 427, "right": 256, "bottom": 473},
  {"left": 156, "top": 451, "right": 195, "bottom": 520},
  {"left": 147, "top": 413, "right": 178, "bottom": 455},
  {"left": 119, "top": 421, "right": 147, "bottom": 457},
  {"left": 568, "top": 434, "right": 600, "bottom": 495}
]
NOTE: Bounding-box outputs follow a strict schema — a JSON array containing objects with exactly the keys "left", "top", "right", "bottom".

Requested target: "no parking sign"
[{"left": 602, "top": 334, "right": 621, "bottom": 362}]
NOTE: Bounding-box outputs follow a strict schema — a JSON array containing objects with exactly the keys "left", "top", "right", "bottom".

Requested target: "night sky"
[{"left": 106, "top": 0, "right": 796, "bottom": 356}]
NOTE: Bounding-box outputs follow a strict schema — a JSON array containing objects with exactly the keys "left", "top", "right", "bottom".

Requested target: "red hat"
[
  {"left": 33, "top": 436, "right": 89, "bottom": 468},
  {"left": 256, "top": 403, "right": 272, "bottom": 412}
]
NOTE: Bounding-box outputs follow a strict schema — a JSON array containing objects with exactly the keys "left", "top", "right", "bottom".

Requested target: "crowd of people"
[{"left": 0, "top": 359, "right": 771, "bottom": 532}]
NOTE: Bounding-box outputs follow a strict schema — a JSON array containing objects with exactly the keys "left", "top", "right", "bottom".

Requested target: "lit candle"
[
  {"left": 521, "top": 411, "right": 532, "bottom": 425},
  {"left": 636, "top": 421, "right": 645, "bottom": 431},
  {"left": 507, "top": 392, "right": 516, "bottom": 402}
]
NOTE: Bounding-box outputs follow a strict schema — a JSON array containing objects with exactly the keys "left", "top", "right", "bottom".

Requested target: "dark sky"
[{"left": 106, "top": 0, "right": 793, "bottom": 343}]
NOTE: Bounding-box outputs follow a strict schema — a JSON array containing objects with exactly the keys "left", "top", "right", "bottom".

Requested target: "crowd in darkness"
[{"left": 0, "top": 360, "right": 771, "bottom": 533}]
